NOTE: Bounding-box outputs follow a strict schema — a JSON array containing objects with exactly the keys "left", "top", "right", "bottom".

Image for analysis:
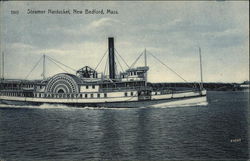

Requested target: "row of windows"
[
  {"left": 37, "top": 86, "right": 44, "bottom": 89},
  {"left": 125, "top": 91, "right": 171, "bottom": 96},
  {"left": 1, "top": 92, "right": 16, "bottom": 96},
  {"left": 124, "top": 92, "right": 135, "bottom": 97},
  {"left": 34, "top": 93, "right": 107, "bottom": 99},
  {"left": 23, "top": 84, "right": 34, "bottom": 88},
  {"left": 3, "top": 84, "right": 35, "bottom": 88},
  {"left": 121, "top": 71, "right": 138, "bottom": 78},
  {"left": 85, "top": 85, "right": 96, "bottom": 89},
  {"left": 130, "top": 71, "right": 137, "bottom": 76},
  {"left": 0, "top": 92, "right": 32, "bottom": 97},
  {"left": 153, "top": 91, "right": 172, "bottom": 95},
  {"left": 1, "top": 91, "right": 140, "bottom": 98}
]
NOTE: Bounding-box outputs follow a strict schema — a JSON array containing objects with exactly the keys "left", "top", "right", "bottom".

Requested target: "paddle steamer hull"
[{"left": 0, "top": 90, "right": 206, "bottom": 108}]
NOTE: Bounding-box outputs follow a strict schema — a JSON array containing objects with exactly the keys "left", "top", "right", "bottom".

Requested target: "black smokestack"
[{"left": 108, "top": 37, "right": 115, "bottom": 79}]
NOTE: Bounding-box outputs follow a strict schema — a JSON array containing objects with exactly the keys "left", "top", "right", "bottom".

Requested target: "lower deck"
[
  {"left": 0, "top": 94, "right": 207, "bottom": 108},
  {"left": 0, "top": 89, "right": 207, "bottom": 108}
]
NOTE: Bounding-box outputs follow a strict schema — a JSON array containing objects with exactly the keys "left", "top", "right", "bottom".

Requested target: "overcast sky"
[{"left": 0, "top": 1, "right": 249, "bottom": 83}]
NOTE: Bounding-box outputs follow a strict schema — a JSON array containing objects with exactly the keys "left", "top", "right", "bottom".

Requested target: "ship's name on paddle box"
[{"left": 23, "top": 9, "right": 119, "bottom": 15}]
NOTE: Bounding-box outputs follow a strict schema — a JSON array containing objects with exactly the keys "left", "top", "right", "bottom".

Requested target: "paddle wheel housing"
[{"left": 45, "top": 73, "right": 82, "bottom": 94}]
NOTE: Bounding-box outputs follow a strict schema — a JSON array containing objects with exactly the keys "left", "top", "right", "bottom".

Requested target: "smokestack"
[{"left": 108, "top": 37, "right": 115, "bottom": 79}]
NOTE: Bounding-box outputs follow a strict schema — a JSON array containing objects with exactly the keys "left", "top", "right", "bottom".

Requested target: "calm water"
[{"left": 0, "top": 91, "right": 249, "bottom": 161}]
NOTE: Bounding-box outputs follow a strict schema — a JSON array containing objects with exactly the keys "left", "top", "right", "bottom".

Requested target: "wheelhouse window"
[
  {"left": 125, "top": 92, "right": 127, "bottom": 97},
  {"left": 91, "top": 94, "right": 93, "bottom": 98},
  {"left": 97, "top": 93, "right": 100, "bottom": 98},
  {"left": 86, "top": 85, "right": 89, "bottom": 89},
  {"left": 92, "top": 85, "right": 95, "bottom": 89},
  {"left": 131, "top": 92, "right": 133, "bottom": 96},
  {"left": 85, "top": 94, "right": 88, "bottom": 98},
  {"left": 104, "top": 93, "right": 107, "bottom": 98}
]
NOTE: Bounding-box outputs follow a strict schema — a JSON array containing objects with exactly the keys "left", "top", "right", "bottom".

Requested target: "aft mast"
[
  {"left": 199, "top": 47, "right": 203, "bottom": 90},
  {"left": 1, "top": 52, "right": 4, "bottom": 80},
  {"left": 0, "top": 52, "right": 1, "bottom": 80},
  {"left": 144, "top": 48, "right": 147, "bottom": 86}
]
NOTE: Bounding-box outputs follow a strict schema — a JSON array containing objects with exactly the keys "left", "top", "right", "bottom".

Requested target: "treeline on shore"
[{"left": 149, "top": 82, "right": 249, "bottom": 91}]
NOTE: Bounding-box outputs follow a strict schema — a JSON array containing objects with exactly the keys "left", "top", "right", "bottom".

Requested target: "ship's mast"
[
  {"left": 43, "top": 54, "right": 46, "bottom": 80},
  {"left": 199, "top": 47, "right": 203, "bottom": 90},
  {"left": 144, "top": 48, "right": 147, "bottom": 86},
  {"left": 0, "top": 52, "right": 2, "bottom": 79},
  {"left": 2, "top": 52, "right": 4, "bottom": 80}
]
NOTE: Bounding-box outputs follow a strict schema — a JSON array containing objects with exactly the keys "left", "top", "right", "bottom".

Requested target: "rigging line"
[
  {"left": 115, "top": 54, "right": 124, "bottom": 73},
  {"left": 115, "top": 62, "right": 118, "bottom": 76},
  {"left": 104, "top": 54, "right": 109, "bottom": 76},
  {"left": 24, "top": 56, "right": 43, "bottom": 79},
  {"left": 147, "top": 51, "right": 189, "bottom": 83},
  {"left": 46, "top": 56, "right": 69, "bottom": 73},
  {"left": 46, "top": 55, "right": 76, "bottom": 72},
  {"left": 94, "top": 49, "right": 108, "bottom": 71},
  {"left": 114, "top": 48, "right": 130, "bottom": 68},
  {"left": 47, "top": 56, "right": 70, "bottom": 73},
  {"left": 130, "top": 52, "right": 144, "bottom": 69}
]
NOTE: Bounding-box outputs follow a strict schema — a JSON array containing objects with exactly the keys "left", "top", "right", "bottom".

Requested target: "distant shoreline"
[{"left": 148, "top": 82, "right": 249, "bottom": 91}]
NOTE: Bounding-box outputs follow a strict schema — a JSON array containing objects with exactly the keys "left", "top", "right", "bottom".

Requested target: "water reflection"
[
  {"left": 98, "top": 109, "right": 123, "bottom": 160},
  {"left": 133, "top": 108, "right": 153, "bottom": 160}
]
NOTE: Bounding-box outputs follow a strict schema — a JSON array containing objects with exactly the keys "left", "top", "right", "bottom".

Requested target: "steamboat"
[{"left": 0, "top": 37, "right": 207, "bottom": 108}]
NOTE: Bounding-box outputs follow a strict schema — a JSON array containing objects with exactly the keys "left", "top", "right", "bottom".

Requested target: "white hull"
[
  {"left": 0, "top": 91, "right": 207, "bottom": 108},
  {"left": 149, "top": 95, "right": 207, "bottom": 108}
]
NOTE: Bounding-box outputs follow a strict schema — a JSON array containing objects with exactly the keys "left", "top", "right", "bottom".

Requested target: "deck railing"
[{"left": 100, "top": 86, "right": 152, "bottom": 92}]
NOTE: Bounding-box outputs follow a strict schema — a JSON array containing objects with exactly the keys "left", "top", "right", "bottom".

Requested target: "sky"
[{"left": 0, "top": 1, "right": 249, "bottom": 83}]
